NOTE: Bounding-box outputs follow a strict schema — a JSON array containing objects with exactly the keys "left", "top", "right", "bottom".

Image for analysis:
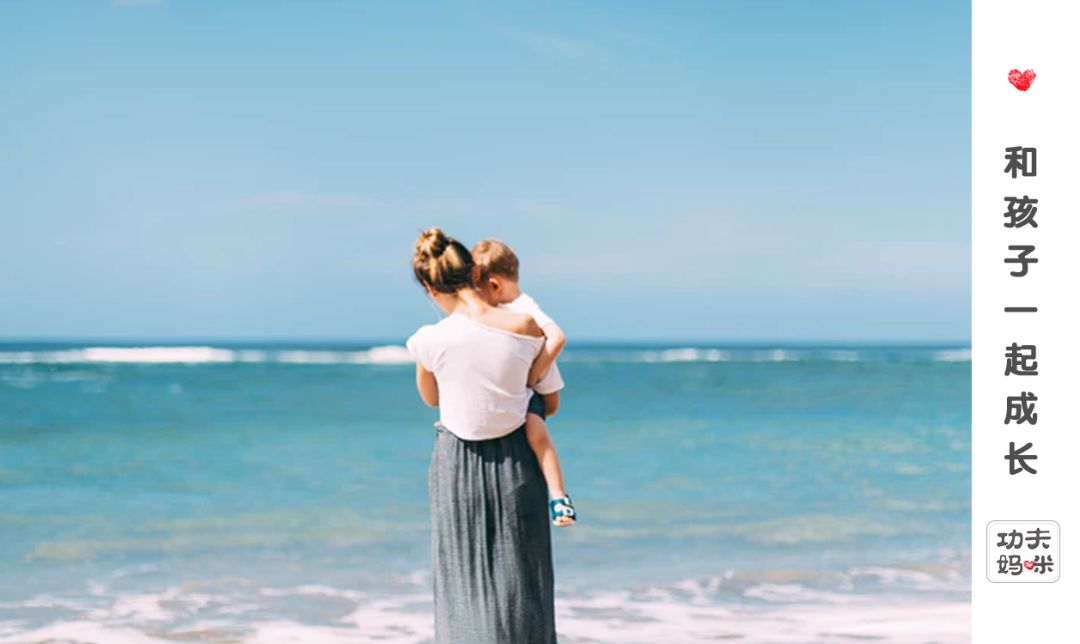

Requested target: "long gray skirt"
[{"left": 429, "top": 423, "right": 556, "bottom": 643}]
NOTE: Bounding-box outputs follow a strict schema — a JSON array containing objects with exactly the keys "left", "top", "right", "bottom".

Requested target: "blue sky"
[{"left": 0, "top": 1, "right": 970, "bottom": 342}]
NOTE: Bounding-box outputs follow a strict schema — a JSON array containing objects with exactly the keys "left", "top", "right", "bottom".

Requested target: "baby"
[{"left": 472, "top": 239, "right": 576, "bottom": 527}]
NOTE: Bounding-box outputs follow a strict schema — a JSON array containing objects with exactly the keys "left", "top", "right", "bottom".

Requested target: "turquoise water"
[{"left": 0, "top": 343, "right": 971, "bottom": 641}]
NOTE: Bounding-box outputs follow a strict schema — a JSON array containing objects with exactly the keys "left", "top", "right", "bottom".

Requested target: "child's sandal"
[{"left": 549, "top": 495, "right": 576, "bottom": 527}]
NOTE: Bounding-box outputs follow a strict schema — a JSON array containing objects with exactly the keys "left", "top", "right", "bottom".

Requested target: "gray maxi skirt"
[{"left": 429, "top": 422, "right": 556, "bottom": 643}]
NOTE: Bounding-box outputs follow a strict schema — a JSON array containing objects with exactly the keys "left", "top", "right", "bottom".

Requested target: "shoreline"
[{"left": 0, "top": 584, "right": 971, "bottom": 644}]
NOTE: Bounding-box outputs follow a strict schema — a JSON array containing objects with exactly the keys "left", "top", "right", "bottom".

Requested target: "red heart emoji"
[
  {"left": 1024, "top": 560, "right": 1035, "bottom": 570},
  {"left": 1009, "top": 69, "right": 1036, "bottom": 91}
]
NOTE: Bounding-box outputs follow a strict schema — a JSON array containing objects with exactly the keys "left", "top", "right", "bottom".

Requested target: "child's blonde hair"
[{"left": 472, "top": 238, "right": 519, "bottom": 281}]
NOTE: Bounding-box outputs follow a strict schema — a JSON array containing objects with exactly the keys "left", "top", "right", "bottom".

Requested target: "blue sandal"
[{"left": 549, "top": 495, "right": 576, "bottom": 527}]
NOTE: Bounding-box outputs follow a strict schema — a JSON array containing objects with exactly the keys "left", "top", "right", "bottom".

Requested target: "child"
[{"left": 472, "top": 238, "right": 576, "bottom": 527}]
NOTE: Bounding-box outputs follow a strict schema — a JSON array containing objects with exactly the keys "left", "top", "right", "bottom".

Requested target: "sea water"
[{"left": 0, "top": 343, "right": 971, "bottom": 642}]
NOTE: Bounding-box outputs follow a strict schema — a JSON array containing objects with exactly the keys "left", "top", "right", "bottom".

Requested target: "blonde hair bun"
[
  {"left": 412, "top": 228, "right": 475, "bottom": 293},
  {"left": 416, "top": 227, "right": 450, "bottom": 259}
]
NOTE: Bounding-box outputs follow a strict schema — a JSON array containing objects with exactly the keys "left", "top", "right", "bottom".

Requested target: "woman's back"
[
  {"left": 406, "top": 311, "right": 543, "bottom": 440},
  {"left": 408, "top": 227, "right": 558, "bottom": 643}
]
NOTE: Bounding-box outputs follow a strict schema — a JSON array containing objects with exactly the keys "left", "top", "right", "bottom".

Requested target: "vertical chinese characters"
[{"left": 1002, "top": 146, "right": 1038, "bottom": 475}]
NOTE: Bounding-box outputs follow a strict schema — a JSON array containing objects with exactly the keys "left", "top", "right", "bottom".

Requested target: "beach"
[{"left": 0, "top": 343, "right": 971, "bottom": 642}]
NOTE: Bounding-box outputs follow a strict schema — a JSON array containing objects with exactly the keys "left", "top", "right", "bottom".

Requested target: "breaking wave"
[
  {"left": 0, "top": 346, "right": 415, "bottom": 365},
  {"left": 0, "top": 345, "right": 971, "bottom": 366}
]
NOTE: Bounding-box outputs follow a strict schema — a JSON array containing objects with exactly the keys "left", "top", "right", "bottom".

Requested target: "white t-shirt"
[
  {"left": 503, "top": 292, "right": 554, "bottom": 329},
  {"left": 502, "top": 292, "right": 563, "bottom": 390},
  {"left": 406, "top": 312, "right": 564, "bottom": 441}
]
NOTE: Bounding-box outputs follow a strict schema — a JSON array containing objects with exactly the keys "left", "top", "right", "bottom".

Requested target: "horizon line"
[{"left": 0, "top": 336, "right": 973, "bottom": 347}]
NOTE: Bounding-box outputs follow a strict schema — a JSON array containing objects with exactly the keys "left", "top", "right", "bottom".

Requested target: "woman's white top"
[
  {"left": 406, "top": 312, "right": 565, "bottom": 441},
  {"left": 502, "top": 292, "right": 562, "bottom": 387}
]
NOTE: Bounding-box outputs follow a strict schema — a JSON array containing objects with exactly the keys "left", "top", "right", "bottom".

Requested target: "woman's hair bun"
[
  {"left": 412, "top": 227, "right": 475, "bottom": 294},
  {"left": 417, "top": 227, "right": 450, "bottom": 259}
]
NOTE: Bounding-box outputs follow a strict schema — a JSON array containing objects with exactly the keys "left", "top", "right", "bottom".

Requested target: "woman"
[{"left": 405, "top": 227, "right": 561, "bottom": 643}]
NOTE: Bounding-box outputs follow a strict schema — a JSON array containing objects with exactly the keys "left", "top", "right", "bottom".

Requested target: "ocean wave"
[
  {"left": 0, "top": 345, "right": 972, "bottom": 366},
  {"left": 825, "top": 350, "right": 861, "bottom": 362},
  {"left": 640, "top": 348, "right": 730, "bottom": 363},
  {"left": 933, "top": 348, "right": 972, "bottom": 362},
  {"left": 564, "top": 348, "right": 971, "bottom": 365},
  {"left": 0, "top": 347, "right": 234, "bottom": 364},
  {"left": 0, "top": 568, "right": 971, "bottom": 644},
  {"left": 0, "top": 346, "right": 415, "bottom": 366},
  {"left": 751, "top": 349, "right": 802, "bottom": 362}
]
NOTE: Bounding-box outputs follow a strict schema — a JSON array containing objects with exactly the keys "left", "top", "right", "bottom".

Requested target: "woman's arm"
[{"left": 416, "top": 363, "right": 439, "bottom": 407}]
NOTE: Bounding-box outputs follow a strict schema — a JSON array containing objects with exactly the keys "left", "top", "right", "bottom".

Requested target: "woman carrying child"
[{"left": 406, "top": 228, "right": 560, "bottom": 643}]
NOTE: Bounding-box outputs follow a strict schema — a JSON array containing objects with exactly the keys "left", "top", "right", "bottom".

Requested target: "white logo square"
[{"left": 987, "top": 520, "right": 1060, "bottom": 583}]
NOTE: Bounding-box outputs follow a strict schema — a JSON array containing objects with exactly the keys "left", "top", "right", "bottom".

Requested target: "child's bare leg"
[{"left": 525, "top": 412, "right": 568, "bottom": 500}]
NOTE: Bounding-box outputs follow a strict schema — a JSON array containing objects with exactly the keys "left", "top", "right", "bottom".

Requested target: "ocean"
[{"left": 0, "top": 342, "right": 971, "bottom": 643}]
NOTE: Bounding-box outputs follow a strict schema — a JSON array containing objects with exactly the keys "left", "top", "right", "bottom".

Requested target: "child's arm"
[
  {"left": 415, "top": 363, "right": 439, "bottom": 407},
  {"left": 527, "top": 322, "right": 566, "bottom": 387}
]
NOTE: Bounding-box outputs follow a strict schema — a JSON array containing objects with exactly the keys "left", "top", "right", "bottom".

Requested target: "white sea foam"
[
  {"left": 274, "top": 346, "right": 414, "bottom": 365},
  {"left": 554, "top": 590, "right": 969, "bottom": 643},
  {"left": 0, "top": 347, "right": 235, "bottom": 364},
  {"left": 361, "top": 344, "right": 414, "bottom": 364},
  {"left": 275, "top": 350, "right": 361, "bottom": 364},
  {"left": 0, "top": 345, "right": 415, "bottom": 366},
  {"left": 751, "top": 349, "right": 802, "bottom": 362},
  {"left": 0, "top": 568, "right": 971, "bottom": 644},
  {"left": 826, "top": 350, "right": 861, "bottom": 361},
  {"left": 0, "top": 620, "right": 164, "bottom": 644},
  {"left": 87, "top": 347, "right": 237, "bottom": 363},
  {"left": 640, "top": 348, "right": 730, "bottom": 363},
  {"left": 934, "top": 348, "right": 972, "bottom": 362},
  {"left": 0, "top": 345, "right": 971, "bottom": 366},
  {"left": 848, "top": 565, "right": 964, "bottom": 592},
  {"left": 741, "top": 582, "right": 855, "bottom": 603},
  {"left": 0, "top": 590, "right": 971, "bottom": 644}
]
